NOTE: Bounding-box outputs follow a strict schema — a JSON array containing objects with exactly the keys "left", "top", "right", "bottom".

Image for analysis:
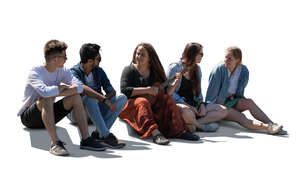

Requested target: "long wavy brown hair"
[
  {"left": 132, "top": 43, "right": 167, "bottom": 83},
  {"left": 181, "top": 42, "right": 203, "bottom": 97}
]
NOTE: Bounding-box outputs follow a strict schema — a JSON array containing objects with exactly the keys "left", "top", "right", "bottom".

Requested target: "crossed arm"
[{"left": 56, "top": 84, "right": 116, "bottom": 112}]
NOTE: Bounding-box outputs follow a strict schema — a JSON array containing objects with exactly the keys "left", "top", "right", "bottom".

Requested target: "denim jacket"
[
  {"left": 166, "top": 61, "right": 203, "bottom": 104},
  {"left": 205, "top": 62, "right": 249, "bottom": 105},
  {"left": 71, "top": 63, "right": 115, "bottom": 95}
]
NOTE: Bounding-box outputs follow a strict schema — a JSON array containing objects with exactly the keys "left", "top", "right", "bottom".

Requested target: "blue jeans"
[{"left": 68, "top": 94, "right": 127, "bottom": 137}]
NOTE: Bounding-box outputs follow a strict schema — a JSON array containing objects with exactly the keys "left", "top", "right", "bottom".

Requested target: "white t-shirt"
[
  {"left": 17, "top": 65, "right": 83, "bottom": 116},
  {"left": 84, "top": 72, "right": 95, "bottom": 88},
  {"left": 227, "top": 65, "right": 242, "bottom": 96}
]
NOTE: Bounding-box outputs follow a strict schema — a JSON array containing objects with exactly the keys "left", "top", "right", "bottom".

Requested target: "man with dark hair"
[
  {"left": 68, "top": 43, "right": 127, "bottom": 149},
  {"left": 18, "top": 40, "right": 107, "bottom": 156}
]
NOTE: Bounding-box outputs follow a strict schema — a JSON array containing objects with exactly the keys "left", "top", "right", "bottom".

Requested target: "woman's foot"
[
  {"left": 152, "top": 134, "right": 170, "bottom": 145},
  {"left": 267, "top": 123, "right": 282, "bottom": 135},
  {"left": 197, "top": 122, "right": 219, "bottom": 132},
  {"left": 179, "top": 131, "right": 200, "bottom": 141},
  {"left": 271, "top": 123, "right": 288, "bottom": 135}
]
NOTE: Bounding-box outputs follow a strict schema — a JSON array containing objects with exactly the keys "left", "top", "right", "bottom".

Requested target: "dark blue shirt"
[{"left": 71, "top": 63, "right": 115, "bottom": 95}]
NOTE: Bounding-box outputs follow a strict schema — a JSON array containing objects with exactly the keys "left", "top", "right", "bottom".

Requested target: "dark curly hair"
[{"left": 80, "top": 43, "right": 101, "bottom": 64}]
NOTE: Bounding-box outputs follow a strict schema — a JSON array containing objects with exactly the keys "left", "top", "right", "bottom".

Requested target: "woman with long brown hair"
[
  {"left": 167, "top": 42, "right": 228, "bottom": 132},
  {"left": 119, "top": 43, "right": 199, "bottom": 145}
]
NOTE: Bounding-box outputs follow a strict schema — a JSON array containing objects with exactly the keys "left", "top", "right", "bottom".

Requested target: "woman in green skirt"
[{"left": 206, "top": 46, "right": 286, "bottom": 135}]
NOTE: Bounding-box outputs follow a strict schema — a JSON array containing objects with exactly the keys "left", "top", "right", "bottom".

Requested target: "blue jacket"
[
  {"left": 166, "top": 61, "right": 203, "bottom": 104},
  {"left": 205, "top": 62, "right": 249, "bottom": 105},
  {"left": 71, "top": 63, "right": 115, "bottom": 95}
]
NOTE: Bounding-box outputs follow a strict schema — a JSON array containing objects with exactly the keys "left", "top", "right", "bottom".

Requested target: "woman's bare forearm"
[
  {"left": 130, "top": 87, "right": 150, "bottom": 97},
  {"left": 167, "top": 79, "right": 180, "bottom": 95}
]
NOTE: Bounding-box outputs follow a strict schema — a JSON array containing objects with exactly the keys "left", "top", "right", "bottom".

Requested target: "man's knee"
[
  {"left": 66, "top": 94, "right": 82, "bottom": 104},
  {"left": 38, "top": 97, "right": 55, "bottom": 104},
  {"left": 116, "top": 94, "right": 127, "bottom": 106},
  {"left": 120, "top": 94, "right": 127, "bottom": 103},
  {"left": 37, "top": 97, "right": 55, "bottom": 109},
  {"left": 62, "top": 94, "right": 84, "bottom": 111}
]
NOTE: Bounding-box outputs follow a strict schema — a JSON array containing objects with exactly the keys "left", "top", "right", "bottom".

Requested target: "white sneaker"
[
  {"left": 267, "top": 123, "right": 282, "bottom": 135},
  {"left": 50, "top": 140, "right": 69, "bottom": 156}
]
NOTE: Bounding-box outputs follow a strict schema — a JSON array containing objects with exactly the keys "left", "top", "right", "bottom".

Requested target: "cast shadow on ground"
[
  {"left": 69, "top": 123, "right": 152, "bottom": 151},
  {"left": 120, "top": 119, "right": 205, "bottom": 145},
  {"left": 196, "top": 120, "right": 289, "bottom": 142},
  {"left": 121, "top": 119, "right": 250, "bottom": 144},
  {"left": 197, "top": 121, "right": 256, "bottom": 140},
  {"left": 24, "top": 125, "right": 151, "bottom": 158},
  {"left": 122, "top": 120, "right": 289, "bottom": 145}
]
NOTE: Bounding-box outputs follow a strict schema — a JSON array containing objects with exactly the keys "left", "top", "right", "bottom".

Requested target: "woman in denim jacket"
[
  {"left": 167, "top": 42, "right": 228, "bottom": 132},
  {"left": 206, "top": 46, "right": 286, "bottom": 135}
]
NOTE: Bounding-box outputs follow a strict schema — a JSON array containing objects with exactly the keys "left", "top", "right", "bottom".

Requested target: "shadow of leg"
[{"left": 23, "top": 126, "right": 123, "bottom": 158}]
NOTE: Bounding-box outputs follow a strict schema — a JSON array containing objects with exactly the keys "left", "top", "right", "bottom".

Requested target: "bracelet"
[{"left": 196, "top": 99, "right": 203, "bottom": 110}]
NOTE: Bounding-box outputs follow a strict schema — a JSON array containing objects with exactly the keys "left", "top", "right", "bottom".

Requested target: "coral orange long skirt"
[{"left": 119, "top": 94, "right": 186, "bottom": 139}]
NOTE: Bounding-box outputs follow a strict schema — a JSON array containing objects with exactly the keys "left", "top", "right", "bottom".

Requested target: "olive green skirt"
[{"left": 224, "top": 98, "right": 240, "bottom": 109}]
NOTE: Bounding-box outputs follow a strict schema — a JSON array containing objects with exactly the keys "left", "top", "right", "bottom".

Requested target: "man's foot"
[
  {"left": 91, "top": 130, "right": 101, "bottom": 139},
  {"left": 80, "top": 136, "right": 108, "bottom": 151},
  {"left": 179, "top": 131, "right": 200, "bottom": 141},
  {"left": 92, "top": 131, "right": 126, "bottom": 149},
  {"left": 152, "top": 134, "right": 170, "bottom": 145},
  {"left": 100, "top": 133, "right": 126, "bottom": 149},
  {"left": 50, "top": 140, "right": 69, "bottom": 156},
  {"left": 267, "top": 123, "right": 283, "bottom": 135},
  {"left": 197, "top": 122, "right": 219, "bottom": 132}
]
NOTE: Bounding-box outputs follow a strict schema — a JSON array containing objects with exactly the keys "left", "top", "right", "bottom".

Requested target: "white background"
[{"left": 0, "top": 0, "right": 299, "bottom": 169}]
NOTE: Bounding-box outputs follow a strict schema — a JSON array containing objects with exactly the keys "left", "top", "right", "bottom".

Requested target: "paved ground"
[{"left": 6, "top": 114, "right": 298, "bottom": 170}]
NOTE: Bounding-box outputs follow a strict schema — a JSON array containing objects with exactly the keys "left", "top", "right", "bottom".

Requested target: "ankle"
[
  {"left": 51, "top": 137, "right": 59, "bottom": 144},
  {"left": 82, "top": 136, "right": 89, "bottom": 141},
  {"left": 151, "top": 129, "right": 160, "bottom": 137}
]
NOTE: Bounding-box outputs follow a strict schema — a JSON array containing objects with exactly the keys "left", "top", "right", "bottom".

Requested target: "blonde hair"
[{"left": 226, "top": 46, "right": 242, "bottom": 65}]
